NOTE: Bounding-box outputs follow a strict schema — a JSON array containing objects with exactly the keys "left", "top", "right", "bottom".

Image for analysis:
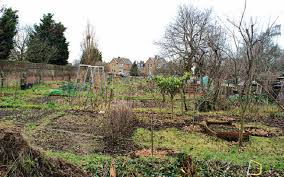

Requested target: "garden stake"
[{"left": 151, "top": 113, "right": 154, "bottom": 157}]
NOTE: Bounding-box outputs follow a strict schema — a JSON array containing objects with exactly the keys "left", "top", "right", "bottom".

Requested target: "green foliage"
[
  {"left": 153, "top": 75, "right": 180, "bottom": 99},
  {"left": 26, "top": 13, "right": 69, "bottom": 65},
  {"left": 20, "top": 155, "right": 36, "bottom": 171},
  {"left": 80, "top": 47, "right": 102, "bottom": 65},
  {"left": 114, "top": 157, "right": 180, "bottom": 176},
  {"left": 47, "top": 101, "right": 56, "bottom": 109},
  {"left": 48, "top": 89, "right": 64, "bottom": 96},
  {"left": 48, "top": 82, "right": 77, "bottom": 96},
  {"left": 47, "top": 151, "right": 181, "bottom": 176},
  {"left": 0, "top": 7, "right": 18, "bottom": 59},
  {"left": 229, "top": 94, "right": 273, "bottom": 105},
  {"left": 60, "top": 82, "right": 77, "bottom": 96},
  {"left": 25, "top": 122, "right": 37, "bottom": 131},
  {"left": 130, "top": 61, "right": 139, "bottom": 76},
  {"left": 153, "top": 73, "right": 191, "bottom": 116},
  {"left": 0, "top": 96, "right": 26, "bottom": 108},
  {"left": 180, "top": 72, "right": 191, "bottom": 81},
  {"left": 153, "top": 72, "right": 191, "bottom": 99}
]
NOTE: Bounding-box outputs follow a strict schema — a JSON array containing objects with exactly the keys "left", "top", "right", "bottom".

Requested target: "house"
[
  {"left": 144, "top": 55, "right": 167, "bottom": 76},
  {"left": 137, "top": 61, "right": 145, "bottom": 70},
  {"left": 136, "top": 61, "right": 145, "bottom": 76},
  {"left": 108, "top": 57, "right": 132, "bottom": 76}
]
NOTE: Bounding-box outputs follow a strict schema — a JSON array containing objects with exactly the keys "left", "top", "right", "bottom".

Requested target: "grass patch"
[
  {"left": 46, "top": 151, "right": 180, "bottom": 176},
  {"left": 133, "top": 128, "right": 284, "bottom": 170},
  {"left": 25, "top": 122, "right": 38, "bottom": 133}
]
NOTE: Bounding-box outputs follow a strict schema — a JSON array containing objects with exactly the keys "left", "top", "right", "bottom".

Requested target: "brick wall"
[{"left": 0, "top": 61, "right": 77, "bottom": 87}]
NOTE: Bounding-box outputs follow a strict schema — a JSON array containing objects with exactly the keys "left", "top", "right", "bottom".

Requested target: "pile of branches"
[{"left": 0, "top": 127, "right": 89, "bottom": 177}]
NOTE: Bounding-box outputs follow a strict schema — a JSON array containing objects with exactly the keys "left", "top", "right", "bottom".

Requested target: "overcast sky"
[{"left": 2, "top": 0, "right": 284, "bottom": 63}]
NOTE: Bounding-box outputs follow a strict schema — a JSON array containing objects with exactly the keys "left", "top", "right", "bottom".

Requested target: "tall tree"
[
  {"left": 201, "top": 21, "right": 228, "bottom": 108},
  {"left": 130, "top": 61, "right": 138, "bottom": 76},
  {"left": 26, "top": 37, "right": 57, "bottom": 63},
  {"left": 157, "top": 5, "right": 211, "bottom": 73},
  {"left": 80, "top": 22, "right": 102, "bottom": 65},
  {"left": 254, "top": 26, "right": 281, "bottom": 75},
  {"left": 0, "top": 7, "right": 18, "bottom": 59},
  {"left": 227, "top": 0, "right": 281, "bottom": 146},
  {"left": 26, "top": 13, "right": 69, "bottom": 65},
  {"left": 10, "top": 25, "right": 31, "bottom": 61}
]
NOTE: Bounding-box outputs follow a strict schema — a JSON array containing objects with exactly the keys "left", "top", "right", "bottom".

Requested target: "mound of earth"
[{"left": 0, "top": 127, "right": 89, "bottom": 177}]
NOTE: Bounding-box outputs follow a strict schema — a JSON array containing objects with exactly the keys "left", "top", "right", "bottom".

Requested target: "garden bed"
[
  {"left": 202, "top": 120, "right": 250, "bottom": 141},
  {"left": 29, "top": 111, "right": 138, "bottom": 155}
]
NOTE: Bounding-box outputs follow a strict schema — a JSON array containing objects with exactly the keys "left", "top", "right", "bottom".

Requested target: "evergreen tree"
[
  {"left": 26, "top": 13, "right": 69, "bottom": 65},
  {"left": 130, "top": 61, "right": 139, "bottom": 76},
  {"left": 0, "top": 7, "right": 18, "bottom": 59}
]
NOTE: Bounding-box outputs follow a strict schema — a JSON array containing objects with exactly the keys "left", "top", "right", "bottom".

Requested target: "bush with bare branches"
[{"left": 103, "top": 105, "right": 135, "bottom": 145}]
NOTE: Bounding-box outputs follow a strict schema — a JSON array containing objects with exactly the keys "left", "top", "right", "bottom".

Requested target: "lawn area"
[{"left": 134, "top": 128, "right": 284, "bottom": 169}]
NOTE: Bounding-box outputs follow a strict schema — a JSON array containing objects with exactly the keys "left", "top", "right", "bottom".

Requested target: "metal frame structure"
[
  {"left": 75, "top": 64, "right": 105, "bottom": 86},
  {"left": 75, "top": 64, "right": 106, "bottom": 108}
]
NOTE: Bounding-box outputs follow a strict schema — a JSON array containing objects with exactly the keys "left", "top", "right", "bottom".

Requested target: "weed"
[
  {"left": 20, "top": 155, "right": 36, "bottom": 171},
  {"left": 25, "top": 123, "right": 37, "bottom": 132}
]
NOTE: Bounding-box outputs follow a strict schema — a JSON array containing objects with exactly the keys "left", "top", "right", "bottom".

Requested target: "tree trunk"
[
  {"left": 212, "top": 79, "right": 221, "bottom": 110},
  {"left": 162, "top": 91, "right": 165, "bottom": 102},
  {"left": 180, "top": 92, "right": 184, "bottom": 115},
  {"left": 182, "top": 85, "right": 188, "bottom": 111},
  {"left": 171, "top": 95, "right": 174, "bottom": 118},
  {"left": 239, "top": 45, "right": 254, "bottom": 147}
]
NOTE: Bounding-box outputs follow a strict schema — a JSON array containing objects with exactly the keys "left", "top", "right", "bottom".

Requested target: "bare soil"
[
  {"left": 131, "top": 148, "right": 176, "bottom": 158},
  {"left": 31, "top": 110, "right": 137, "bottom": 155},
  {"left": 14, "top": 110, "right": 53, "bottom": 127},
  {"left": 136, "top": 112, "right": 283, "bottom": 138},
  {"left": 0, "top": 109, "right": 22, "bottom": 118},
  {"left": 131, "top": 100, "right": 170, "bottom": 108},
  {"left": 208, "top": 124, "right": 238, "bottom": 132},
  {"left": 135, "top": 112, "right": 191, "bottom": 130}
]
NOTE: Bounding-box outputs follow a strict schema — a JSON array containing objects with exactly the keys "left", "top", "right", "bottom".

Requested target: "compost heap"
[{"left": 0, "top": 127, "right": 89, "bottom": 177}]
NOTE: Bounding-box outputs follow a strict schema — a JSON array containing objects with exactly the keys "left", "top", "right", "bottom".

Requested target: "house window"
[{"left": 157, "top": 64, "right": 161, "bottom": 69}]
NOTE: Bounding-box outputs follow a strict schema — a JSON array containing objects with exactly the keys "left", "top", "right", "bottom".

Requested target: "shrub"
[
  {"left": 196, "top": 92, "right": 231, "bottom": 112},
  {"left": 104, "top": 106, "right": 135, "bottom": 145}
]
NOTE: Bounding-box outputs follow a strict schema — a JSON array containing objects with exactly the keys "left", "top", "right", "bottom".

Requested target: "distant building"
[
  {"left": 144, "top": 55, "right": 167, "bottom": 76},
  {"left": 136, "top": 61, "right": 145, "bottom": 75},
  {"left": 137, "top": 61, "right": 145, "bottom": 70},
  {"left": 108, "top": 57, "right": 132, "bottom": 76}
]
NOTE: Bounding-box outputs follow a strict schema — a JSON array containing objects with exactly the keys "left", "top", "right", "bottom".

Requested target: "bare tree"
[
  {"left": 157, "top": 5, "right": 212, "bottom": 73},
  {"left": 254, "top": 25, "right": 281, "bottom": 75},
  {"left": 26, "top": 37, "right": 57, "bottom": 64},
  {"left": 204, "top": 21, "right": 228, "bottom": 106},
  {"left": 10, "top": 25, "right": 31, "bottom": 61},
  {"left": 227, "top": 0, "right": 280, "bottom": 146},
  {"left": 80, "top": 22, "right": 102, "bottom": 65}
]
